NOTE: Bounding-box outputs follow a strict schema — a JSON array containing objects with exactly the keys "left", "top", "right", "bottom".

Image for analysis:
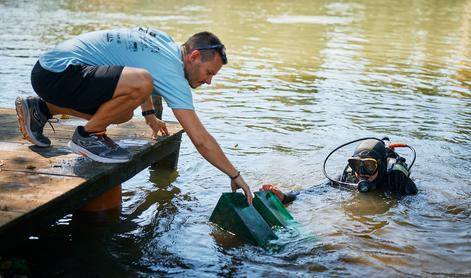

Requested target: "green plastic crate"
[
  {"left": 253, "top": 191, "right": 297, "bottom": 228},
  {"left": 209, "top": 192, "right": 278, "bottom": 246}
]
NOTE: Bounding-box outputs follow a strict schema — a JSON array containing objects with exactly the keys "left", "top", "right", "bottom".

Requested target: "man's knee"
[
  {"left": 135, "top": 69, "right": 153, "bottom": 95},
  {"left": 118, "top": 68, "right": 153, "bottom": 102},
  {"left": 124, "top": 110, "right": 134, "bottom": 121}
]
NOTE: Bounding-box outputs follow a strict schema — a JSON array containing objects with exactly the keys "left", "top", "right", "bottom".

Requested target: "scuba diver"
[{"left": 262, "top": 137, "right": 418, "bottom": 204}]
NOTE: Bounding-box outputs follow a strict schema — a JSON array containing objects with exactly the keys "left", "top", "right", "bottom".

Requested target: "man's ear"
[{"left": 188, "top": 50, "right": 201, "bottom": 63}]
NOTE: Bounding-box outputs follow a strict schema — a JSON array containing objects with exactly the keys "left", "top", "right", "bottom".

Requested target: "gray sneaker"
[
  {"left": 15, "top": 96, "right": 51, "bottom": 147},
  {"left": 67, "top": 127, "right": 131, "bottom": 163}
]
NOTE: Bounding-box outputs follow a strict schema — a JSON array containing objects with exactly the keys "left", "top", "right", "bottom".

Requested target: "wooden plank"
[
  {"left": 0, "top": 108, "right": 184, "bottom": 245},
  {"left": 0, "top": 211, "right": 23, "bottom": 225}
]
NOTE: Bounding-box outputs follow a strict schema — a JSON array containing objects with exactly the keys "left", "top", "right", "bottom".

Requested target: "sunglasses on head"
[
  {"left": 196, "top": 44, "right": 227, "bottom": 64},
  {"left": 348, "top": 157, "right": 378, "bottom": 176}
]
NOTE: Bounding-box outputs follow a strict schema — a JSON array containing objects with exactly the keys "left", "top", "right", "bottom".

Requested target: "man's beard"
[{"left": 184, "top": 67, "right": 197, "bottom": 88}]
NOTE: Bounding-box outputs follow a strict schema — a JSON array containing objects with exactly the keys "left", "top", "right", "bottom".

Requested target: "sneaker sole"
[
  {"left": 15, "top": 97, "right": 50, "bottom": 148},
  {"left": 67, "top": 140, "right": 130, "bottom": 163}
]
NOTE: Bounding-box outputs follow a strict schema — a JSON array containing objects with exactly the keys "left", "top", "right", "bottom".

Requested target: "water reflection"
[{"left": 343, "top": 192, "right": 396, "bottom": 218}]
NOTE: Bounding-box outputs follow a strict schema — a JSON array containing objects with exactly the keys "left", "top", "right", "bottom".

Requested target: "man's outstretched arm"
[{"left": 172, "top": 109, "right": 253, "bottom": 204}]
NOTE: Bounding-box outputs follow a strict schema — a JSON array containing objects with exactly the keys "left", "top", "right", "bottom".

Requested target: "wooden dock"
[{"left": 0, "top": 108, "right": 184, "bottom": 247}]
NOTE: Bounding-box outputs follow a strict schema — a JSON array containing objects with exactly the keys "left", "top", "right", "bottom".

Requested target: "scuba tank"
[
  {"left": 384, "top": 139, "right": 415, "bottom": 178},
  {"left": 383, "top": 140, "right": 418, "bottom": 195},
  {"left": 323, "top": 137, "right": 416, "bottom": 193}
]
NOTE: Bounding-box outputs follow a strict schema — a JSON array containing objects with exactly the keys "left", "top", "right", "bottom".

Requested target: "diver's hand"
[
  {"left": 144, "top": 114, "right": 169, "bottom": 139},
  {"left": 231, "top": 175, "right": 253, "bottom": 204},
  {"left": 260, "top": 184, "right": 285, "bottom": 202}
]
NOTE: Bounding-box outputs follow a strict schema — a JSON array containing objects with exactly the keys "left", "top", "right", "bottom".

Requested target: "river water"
[{"left": 0, "top": 0, "right": 470, "bottom": 276}]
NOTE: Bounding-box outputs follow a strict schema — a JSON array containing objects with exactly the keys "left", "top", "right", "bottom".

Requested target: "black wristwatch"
[
  {"left": 229, "top": 171, "right": 241, "bottom": 180},
  {"left": 142, "top": 109, "right": 155, "bottom": 116}
]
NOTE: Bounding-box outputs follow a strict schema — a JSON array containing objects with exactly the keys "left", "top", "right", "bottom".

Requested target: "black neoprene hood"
[
  {"left": 353, "top": 140, "right": 386, "bottom": 160},
  {"left": 352, "top": 139, "right": 388, "bottom": 179}
]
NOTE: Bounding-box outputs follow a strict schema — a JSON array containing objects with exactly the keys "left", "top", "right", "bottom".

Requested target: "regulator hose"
[
  {"left": 388, "top": 143, "right": 416, "bottom": 171},
  {"left": 322, "top": 137, "right": 383, "bottom": 188}
]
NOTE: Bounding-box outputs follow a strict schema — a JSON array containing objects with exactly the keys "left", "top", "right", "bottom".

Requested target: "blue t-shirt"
[{"left": 39, "top": 27, "right": 194, "bottom": 110}]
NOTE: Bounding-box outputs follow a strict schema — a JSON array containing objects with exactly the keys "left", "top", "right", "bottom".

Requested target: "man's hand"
[
  {"left": 231, "top": 175, "right": 253, "bottom": 204},
  {"left": 144, "top": 114, "right": 169, "bottom": 139},
  {"left": 260, "top": 184, "right": 285, "bottom": 202}
]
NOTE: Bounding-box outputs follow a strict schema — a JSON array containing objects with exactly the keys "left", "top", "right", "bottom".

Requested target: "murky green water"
[{"left": 1, "top": 0, "right": 470, "bottom": 276}]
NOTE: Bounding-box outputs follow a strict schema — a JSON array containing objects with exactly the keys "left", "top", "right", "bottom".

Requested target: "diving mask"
[{"left": 347, "top": 157, "right": 378, "bottom": 176}]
